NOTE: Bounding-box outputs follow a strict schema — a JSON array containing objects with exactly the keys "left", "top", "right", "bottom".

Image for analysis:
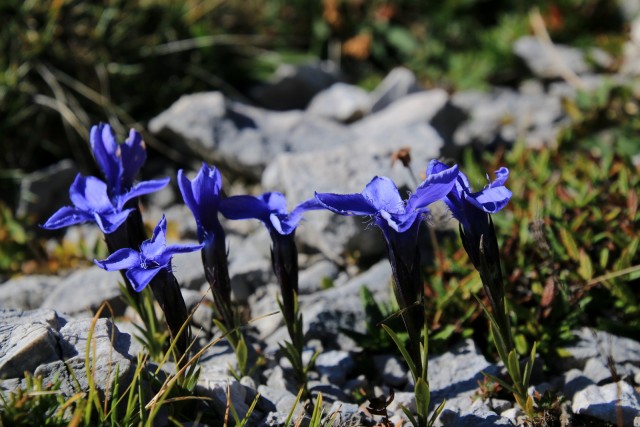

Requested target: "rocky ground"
[{"left": 3, "top": 28, "right": 640, "bottom": 426}]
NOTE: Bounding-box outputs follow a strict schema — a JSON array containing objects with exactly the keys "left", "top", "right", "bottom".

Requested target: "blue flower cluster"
[{"left": 42, "top": 123, "right": 512, "bottom": 358}]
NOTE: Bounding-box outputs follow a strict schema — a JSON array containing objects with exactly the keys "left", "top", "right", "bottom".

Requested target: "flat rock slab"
[
  {"left": 572, "top": 381, "right": 640, "bottom": 426},
  {"left": 0, "top": 309, "right": 61, "bottom": 379}
]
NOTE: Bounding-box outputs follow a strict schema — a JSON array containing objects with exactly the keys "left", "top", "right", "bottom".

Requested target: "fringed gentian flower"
[
  {"left": 94, "top": 215, "right": 202, "bottom": 292},
  {"left": 177, "top": 163, "right": 233, "bottom": 326},
  {"left": 42, "top": 174, "right": 168, "bottom": 234},
  {"left": 316, "top": 164, "right": 458, "bottom": 313},
  {"left": 95, "top": 215, "right": 202, "bottom": 360},
  {"left": 315, "top": 163, "right": 458, "bottom": 369},
  {"left": 220, "top": 192, "right": 322, "bottom": 331},
  {"left": 90, "top": 123, "right": 147, "bottom": 198},
  {"left": 428, "top": 160, "right": 512, "bottom": 347}
]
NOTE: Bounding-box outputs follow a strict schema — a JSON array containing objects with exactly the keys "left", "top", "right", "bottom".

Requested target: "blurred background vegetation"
[{"left": 1, "top": 0, "right": 639, "bottom": 354}]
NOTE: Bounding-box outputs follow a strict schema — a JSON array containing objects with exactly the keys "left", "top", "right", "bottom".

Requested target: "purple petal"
[
  {"left": 315, "top": 192, "right": 376, "bottom": 216},
  {"left": 93, "top": 208, "right": 134, "bottom": 234},
  {"left": 41, "top": 206, "right": 93, "bottom": 230},
  {"left": 362, "top": 177, "right": 404, "bottom": 214},
  {"left": 489, "top": 167, "right": 509, "bottom": 188},
  {"left": 409, "top": 164, "right": 459, "bottom": 210},
  {"left": 285, "top": 198, "right": 324, "bottom": 231},
  {"left": 69, "top": 175, "right": 114, "bottom": 213},
  {"left": 119, "top": 178, "right": 170, "bottom": 208},
  {"left": 141, "top": 216, "right": 168, "bottom": 258},
  {"left": 177, "top": 169, "right": 200, "bottom": 223},
  {"left": 468, "top": 187, "right": 512, "bottom": 213},
  {"left": 120, "top": 129, "right": 147, "bottom": 188},
  {"left": 90, "top": 124, "right": 120, "bottom": 191},
  {"left": 259, "top": 192, "right": 288, "bottom": 215},
  {"left": 163, "top": 242, "right": 204, "bottom": 258},
  {"left": 94, "top": 248, "right": 140, "bottom": 271},
  {"left": 126, "top": 267, "right": 161, "bottom": 292},
  {"left": 220, "top": 195, "right": 270, "bottom": 221},
  {"left": 425, "top": 159, "right": 450, "bottom": 176}
]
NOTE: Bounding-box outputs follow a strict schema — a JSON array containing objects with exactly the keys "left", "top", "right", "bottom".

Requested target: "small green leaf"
[
  {"left": 381, "top": 323, "right": 418, "bottom": 382},
  {"left": 415, "top": 378, "right": 430, "bottom": 418},
  {"left": 558, "top": 227, "right": 579, "bottom": 261},
  {"left": 578, "top": 249, "right": 593, "bottom": 280},
  {"left": 507, "top": 349, "right": 522, "bottom": 385}
]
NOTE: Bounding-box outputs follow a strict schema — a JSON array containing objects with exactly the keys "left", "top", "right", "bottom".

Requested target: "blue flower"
[
  {"left": 315, "top": 162, "right": 458, "bottom": 303},
  {"left": 42, "top": 174, "right": 169, "bottom": 234},
  {"left": 220, "top": 192, "right": 322, "bottom": 237},
  {"left": 220, "top": 192, "right": 321, "bottom": 331},
  {"left": 90, "top": 123, "right": 147, "bottom": 197},
  {"left": 177, "top": 163, "right": 225, "bottom": 244},
  {"left": 427, "top": 160, "right": 511, "bottom": 235},
  {"left": 94, "top": 215, "right": 202, "bottom": 292},
  {"left": 314, "top": 163, "right": 459, "bottom": 256}
]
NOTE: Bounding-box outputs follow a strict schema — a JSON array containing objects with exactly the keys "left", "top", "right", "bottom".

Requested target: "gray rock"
[
  {"left": 452, "top": 88, "right": 567, "bottom": 148},
  {"left": 34, "top": 317, "right": 135, "bottom": 401},
  {"left": 227, "top": 231, "right": 273, "bottom": 303},
  {"left": 373, "top": 355, "right": 408, "bottom": 388},
  {"left": 325, "top": 402, "right": 366, "bottom": 426},
  {"left": 351, "top": 89, "right": 449, "bottom": 138},
  {"left": 251, "top": 60, "right": 341, "bottom": 110},
  {"left": 555, "top": 327, "right": 640, "bottom": 372},
  {"left": 387, "top": 391, "right": 416, "bottom": 415},
  {"left": 314, "top": 350, "right": 354, "bottom": 386},
  {"left": 257, "top": 384, "right": 302, "bottom": 415},
  {"left": 299, "top": 260, "right": 393, "bottom": 349},
  {"left": 17, "top": 160, "right": 78, "bottom": 220},
  {"left": 172, "top": 246, "right": 207, "bottom": 290},
  {"left": 196, "top": 367, "right": 251, "bottom": 422},
  {"left": 263, "top": 122, "right": 444, "bottom": 260},
  {"left": 369, "top": 67, "right": 422, "bottom": 112},
  {"left": 150, "top": 92, "right": 311, "bottom": 180},
  {"left": 572, "top": 381, "right": 640, "bottom": 426},
  {"left": 307, "top": 83, "right": 370, "bottom": 123},
  {"left": 513, "top": 36, "right": 590, "bottom": 79},
  {"left": 437, "top": 397, "right": 514, "bottom": 427},
  {"left": 428, "top": 339, "right": 495, "bottom": 404},
  {"left": 0, "top": 309, "right": 61, "bottom": 378},
  {"left": 0, "top": 275, "right": 61, "bottom": 310},
  {"left": 563, "top": 368, "right": 595, "bottom": 401},
  {"left": 583, "top": 357, "right": 617, "bottom": 385},
  {"left": 298, "top": 260, "right": 339, "bottom": 295},
  {"left": 41, "top": 266, "right": 125, "bottom": 316}
]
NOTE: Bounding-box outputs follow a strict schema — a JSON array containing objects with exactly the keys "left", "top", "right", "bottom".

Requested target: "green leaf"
[
  {"left": 415, "top": 378, "right": 430, "bottom": 419},
  {"left": 578, "top": 249, "right": 593, "bottom": 280},
  {"left": 428, "top": 399, "right": 447, "bottom": 427},
  {"left": 386, "top": 26, "right": 418, "bottom": 55},
  {"left": 507, "top": 349, "right": 522, "bottom": 386},
  {"left": 400, "top": 404, "right": 419, "bottom": 427},
  {"left": 558, "top": 227, "right": 579, "bottom": 261},
  {"left": 309, "top": 392, "right": 324, "bottom": 427},
  {"left": 381, "top": 323, "right": 419, "bottom": 382}
]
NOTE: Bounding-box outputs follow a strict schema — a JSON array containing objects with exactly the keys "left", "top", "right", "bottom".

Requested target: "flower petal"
[
  {"left": 314, "top": 192, "right": 376, "bottom": 216},
  {"left": 120, "top": 129, "right": 146, "bottom": 189},
  {"left": 119, "top": 178, "right": 170, "bottom": 208},
  {"left": 362, "top": 177, "right": 404, "bottom": 214},
  {"left": 94, "top": 248, "right": 140, "bottom": 271},
  {"left": 93, "top": 208, "right": 134, "bottom": 234},
  {"left": 163, "top": 242, "right": 204, "bottom": 258},
  {"left": 220, "top": 195, "right": 271, "bottom": 222},
  {"left": 489, "top": 167, "right": 509, "bottom": 188},
  {"left": 409, "top": 164, "right": 459, "bottom": 210},
  {"left": 468, "top": 186, "right": 512, "bottom": 213},
  {"left": 41, "top": 206, "right": 93, "bottom": 230},
  {"left": 69, "top": 175, "right": 113, "bottom": 213},
  {"left": 260, "top": 192, "right": 288, "bottom": 215},
  {"left": 90, "top": 124, "right": 120, "bottom": 191},
  {"left": 283, "top": 197, "right": 324, "bottom": 233},
  {"left": 177, "top": 169, "right": 200, "bottom": 224},
  {"left": 126, "top": 267, "right": 161, "bottom": 292},
  {"left": 141, "top": 216, "right": 168, "bottom": 258}
]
